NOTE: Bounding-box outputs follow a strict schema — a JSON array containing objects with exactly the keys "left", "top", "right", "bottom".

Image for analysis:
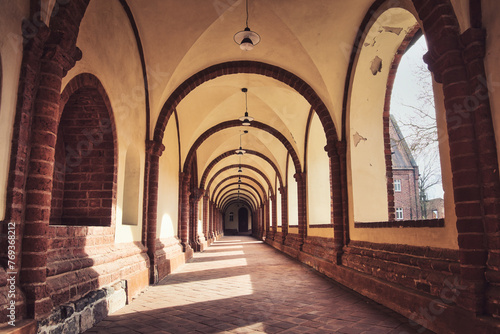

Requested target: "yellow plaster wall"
[
  {"left": 449, "top": 0, "right": 471, "bottom": 33},
  {"left": 158, "top": 118, "right": 180, "bottom": 239},
  {"left": 288, "top": 227, "right": 298, "bottom": 234},
  {"left": 347, "top": 7, "right": 458, "bottom": 249},
  {"left": 307, "top": 113, "right": 331, "bottom": 225},
  {"left": 348, "top": 8, "right": 416, "bottom": 223},
  {"left": 307, "top": 227, "right": 334, "bottom": 238},
  {"left": 62, "top": 0, "right": 146, "bottom": 243},
  {"left": 483, "top": 0, "right": 500, "bottom": 170},
  {"left": 277, "top": 187, "right": 282, "bottom": 226},
  {"left": 0, "top": 1, "right": 29, "bottom": 221},
  {"left": 287, "top": 157, "right": 298, "bottom": 227}
]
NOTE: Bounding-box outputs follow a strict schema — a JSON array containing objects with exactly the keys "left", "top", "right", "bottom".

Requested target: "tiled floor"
[{"left": 85, "top": 236, "right": 433, "bottom": 334}]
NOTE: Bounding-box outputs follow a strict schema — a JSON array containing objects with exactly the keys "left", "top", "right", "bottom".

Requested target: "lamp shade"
[{"left": 234, "top": 27, "right": 260, "bottom": 51}]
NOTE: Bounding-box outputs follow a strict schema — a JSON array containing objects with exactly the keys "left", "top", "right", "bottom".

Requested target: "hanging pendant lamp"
[
  {"left": 239, "top": 88, "right": 254, "bottom": 126},
  {"left": 234, "top": 0, "right": 260, "bottom": 51},
  {"left": 235, "top": 130, "right": 248, "bottom": 155}
]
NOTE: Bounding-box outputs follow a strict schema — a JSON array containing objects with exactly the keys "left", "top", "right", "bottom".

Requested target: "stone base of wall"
[
  {"left": 266, "top": 236, "right": 500, "bottom": 334},
  {"left": 37, "top": 282, "right": 126, "bottom": 334}
]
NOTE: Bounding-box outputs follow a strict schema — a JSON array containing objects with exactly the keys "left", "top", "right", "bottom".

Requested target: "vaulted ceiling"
[{"left": 64, "top": 0, "right": 423, "bottom": 211}]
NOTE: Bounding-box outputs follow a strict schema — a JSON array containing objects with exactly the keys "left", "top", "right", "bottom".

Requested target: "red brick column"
[
  {"left": 179, "top": 172, "right": 192, "bottom": 252},
  {"left": 279, "top": 187, "right": 288, "bottom": 243},
  {"left": 145, "top": 140, "right": 165, "bottom": 283},
  {"left": 325, "top": 141, "right": 347, "bottom": 263},
  {"left": 203, "top": 194, "right": 210, "bottom": 244},
  {"left": 189, "top": 188, "right": 204, "bottom": 251},
  {"left": 460, "top": 28, "right": 500, "bottom": 316},
  {"left": 294, "top": 172, "right": 307, "bottom": 248},
  {"left": 417, "top": 6, "right": 496, "bottom": 313},
  {"left": 271, "top": 194, "right": 278, "bottom": 237},
  {"left": 21, "top": 44, "right": 82, "bottom": 319},
  {"left": 1, "top": 26, "right": 50, "bottom": 322}
]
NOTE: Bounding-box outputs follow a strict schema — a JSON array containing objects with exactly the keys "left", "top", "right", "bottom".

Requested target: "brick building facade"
[{"left": 390, "top": 116, "right": 421, "bottom": 220}]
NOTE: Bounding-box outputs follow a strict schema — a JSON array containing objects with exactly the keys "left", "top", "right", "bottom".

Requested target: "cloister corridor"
[{"left": 84, "top": 236, "right": 432, "bottom": 334}]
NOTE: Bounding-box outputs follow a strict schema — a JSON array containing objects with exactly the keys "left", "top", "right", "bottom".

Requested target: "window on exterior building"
[
  {"left": 229, "top": 212, "right": 234, "bottom": 222},
  {"left": 432, "top": 210, "right": 438, "bottom": 218},
  {"left": 396, "top": 208, "right": 404, "bottom": 220},
  {"left": 394, "top": 179, "right": 401, "bottom": 192}
]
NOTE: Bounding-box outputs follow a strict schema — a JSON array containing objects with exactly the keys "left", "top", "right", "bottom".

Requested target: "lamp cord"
[
  {"left": 245, "top": 90, "right": 248, "bottom": 114},
  {"left": 246, "top": 0, "right": 249, "bottom": 27}
]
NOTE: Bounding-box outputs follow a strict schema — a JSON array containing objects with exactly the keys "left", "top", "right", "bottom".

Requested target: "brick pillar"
[
  {"left": 179, "top": 172, "right": 192, "bottom": 252},
  {"left": 219, "top": 210, "right": 223, "bottom": 235},
  {"left": 422, "top": 26, "right": 492, "bottom": 314},
  {"left": 460, "top": 28, "right": 500, "bottom": 316},
  {"left": 208, "top": 200, "right": 213, "bottom": 239},
  {"left": 294, "top": 172, "right": 307, "bottom": 248},
  {"left": 1, "top": 25, "right": 50, "bottom": 322},
  {"left": 279, "top": 186, "right": 288, "bottom": 244},
  {"left": 272, "top": 194, "right": 278, "bottom": 238},
  {"left": 203, "top": 194, "right": 210, "bottom": 244},
  {"left": 22, "top": 44, "right": 82, "bottom": 319},
  {"left": 145, "top": 140, "right": 165, "bottom": 283},
  {"left": 189, "top": 188, "right": 204, "bottom": 251},
  {"left": 325, "top": 141, "right": 347, "bottom": 263}
]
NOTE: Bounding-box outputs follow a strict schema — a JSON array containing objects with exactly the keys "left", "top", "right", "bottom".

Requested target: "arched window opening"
[
  {"left": 122, "top": 146, "right": 141, "bottom": 225},
  {"left": 50, "top": 87, "right": 115, "bottom": 226},
  {"left": 287, "top": 155, "right": 298, "bottom": 227},
  {"left": 306, "top": 112, "right": 331, "bottom": 225},
  {"left": 390, "top": 36, "right": 444, "bottom": 220}
]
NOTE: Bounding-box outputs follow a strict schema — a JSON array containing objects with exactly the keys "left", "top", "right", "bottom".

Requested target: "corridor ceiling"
[{"left": 65, "top": 0, "right": 423, "bottom": 211}]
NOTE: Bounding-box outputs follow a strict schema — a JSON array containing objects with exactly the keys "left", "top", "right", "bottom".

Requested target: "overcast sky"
[{"left": 390, "top": 36, "right": 444, "bottom": 199}]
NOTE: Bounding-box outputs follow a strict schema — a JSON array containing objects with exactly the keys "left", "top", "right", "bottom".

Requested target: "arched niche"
[{"left": 50, "top": 86, "right": 116, "bottom": 226}]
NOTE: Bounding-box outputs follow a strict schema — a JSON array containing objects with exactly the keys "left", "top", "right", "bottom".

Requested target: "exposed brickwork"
[
  {"left": 220, "top": 191, "right": 257, "bottom": 212},
  {"left": 145, "top": 140, "right": 165, "bottom": 283},
  {"left": 413, "top": 0, "right": 500, "bottom": 315},
  {"left": 294, "top": 172, "right": 307, "bottom": 248},
  {"left": 207, "top": 164, "right": 274, "bottom": 198},
  {"left": 392, "top": 169, "right": 421, "bottom": 220},
  {"left": 183, "top": 120, "right": 302, "bottom": 178},
  {"left": 153, "top": 61, "right": 339, "bottom": 148},
  {"left": 279, "top": 187, "right": 288, "bottom": 243},
  {"left": 343, "top": 241, "right": 459, "bottom": 297},
  {"left": 178, "top": 172, "right": 192, "bottom": 253},
  {"left": 45, "top": 225, "right": 148, "bottom": 308},
  {"left": 212, "top": 175, "right": 265, "bottom": 204},
  {"left": 50, "top": 87, "right": 115, "bottom": 226},
  {"left": 200, "top": 150, "right": 284, "bottom": 191},
  {"left": 325, "top": 141, "right": 347, "bottom": 259}
]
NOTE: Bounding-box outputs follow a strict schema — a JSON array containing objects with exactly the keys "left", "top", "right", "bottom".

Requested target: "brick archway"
[
  {"left": 154, "top": 61, "right": 339, "bottom": 148},
  {"left": 207, "top": 164, "right": 274, "bottom": 198},
  {"left": 183, "top": 120, "right": 302, "bottom": 175},
  {"left": 201, "top": 150, "right": 283, "bottom": 191},
  {"left": 212, "top": 175, "right": 267, "bottom": 204},
  {"left": 218, "top": 187, "right": 259, "bottom": 210}
]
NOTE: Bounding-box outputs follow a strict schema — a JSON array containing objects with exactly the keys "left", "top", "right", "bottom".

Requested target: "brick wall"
[{"left": 50, "top": 88, "right": 114, "bottom": 226}]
